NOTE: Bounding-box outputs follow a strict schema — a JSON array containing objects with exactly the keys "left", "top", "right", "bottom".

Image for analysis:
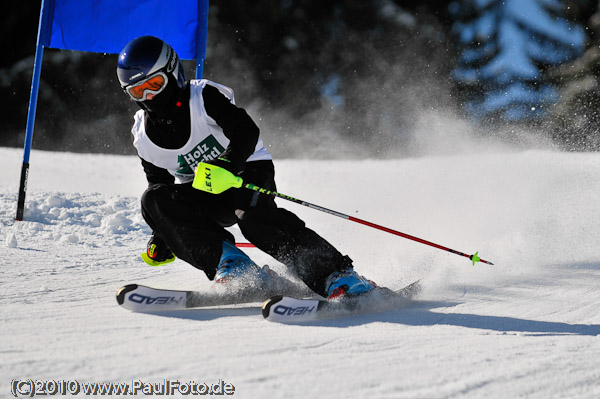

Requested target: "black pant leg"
[
  {"left": 238, "top": 204, "right": 352, "bottom": 297},
  {"left": 234, "top": 162, "right": 352, "bottom": 296},
  {"left": 141, "top": 183, "right": 236, "bottom": 279}
]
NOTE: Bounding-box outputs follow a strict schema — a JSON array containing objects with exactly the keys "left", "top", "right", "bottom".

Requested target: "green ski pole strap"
[{"left": 193, "top": 162, "right": 243, "bottom": 194}]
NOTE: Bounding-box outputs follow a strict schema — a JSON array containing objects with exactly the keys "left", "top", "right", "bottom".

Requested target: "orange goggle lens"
[{"left": 126, "top": 73, "right": 167, "bottom": 101}]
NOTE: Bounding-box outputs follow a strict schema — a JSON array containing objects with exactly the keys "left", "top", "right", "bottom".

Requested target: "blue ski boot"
[
  {"left": 325, "top": 268, "right": 376, "bottom": 300},
  {"left": 214, "top": 241, "right": 269, "bottom": 285}
]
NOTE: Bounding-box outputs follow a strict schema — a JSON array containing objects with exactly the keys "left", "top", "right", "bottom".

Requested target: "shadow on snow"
[
  {"left": 138, "top": 300, "right": 600, "bottom": 336},
  {"left": 305, "top": 300, "right": 600, "bottom": 336}
]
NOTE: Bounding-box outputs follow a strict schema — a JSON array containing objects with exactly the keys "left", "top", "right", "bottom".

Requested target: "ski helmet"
[{"left": 117, "top": 36, "right": 186, "bottom": 103}]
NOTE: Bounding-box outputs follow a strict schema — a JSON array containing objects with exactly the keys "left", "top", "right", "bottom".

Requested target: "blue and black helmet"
[{"left": 117, "top": 36, "right": 186, "bottom": 92}]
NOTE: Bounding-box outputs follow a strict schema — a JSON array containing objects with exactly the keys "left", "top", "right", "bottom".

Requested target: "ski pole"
[{"left": 193, "top": 163, "right": 494, "bottom": 266}]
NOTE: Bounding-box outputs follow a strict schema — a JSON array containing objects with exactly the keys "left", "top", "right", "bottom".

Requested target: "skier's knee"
[{"left": 141, "top": 184, "right": 172, "bottom": 209}]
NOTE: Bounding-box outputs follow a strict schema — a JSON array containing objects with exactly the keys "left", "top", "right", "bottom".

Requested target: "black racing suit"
[{"left": 137, "top": 83, "right": 351, "bottom": 296}]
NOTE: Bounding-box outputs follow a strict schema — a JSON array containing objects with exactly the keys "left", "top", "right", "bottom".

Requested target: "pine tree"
[{"left": 451, "top": 0, "right": 585, "bottom": 124}]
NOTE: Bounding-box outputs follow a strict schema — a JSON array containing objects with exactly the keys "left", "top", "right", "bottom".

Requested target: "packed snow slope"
[{"left": 1, "top": 146, "right": 599, "bottom": 398}]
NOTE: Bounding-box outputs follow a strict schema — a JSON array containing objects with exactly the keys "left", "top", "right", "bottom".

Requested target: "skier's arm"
[
  {"left": 202, "top": 84, "right": 259, "bottom": 173},
  {"left": 140, "top": 157, "right": 174, "bottom": 186}
]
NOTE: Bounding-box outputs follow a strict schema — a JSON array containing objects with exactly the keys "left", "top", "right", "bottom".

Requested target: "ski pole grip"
[{"left": 193, "top": 162, "right": 243, "bottom": 194}]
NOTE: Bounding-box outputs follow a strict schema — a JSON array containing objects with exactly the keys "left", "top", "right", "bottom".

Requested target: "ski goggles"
[{"left": 124, "top": 72, "right": 168, "bottom": 101}]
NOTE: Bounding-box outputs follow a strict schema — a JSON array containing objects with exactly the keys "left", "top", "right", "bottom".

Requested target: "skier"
[{"left": 116, "top": 35, "right": 376, "bottom": 299}]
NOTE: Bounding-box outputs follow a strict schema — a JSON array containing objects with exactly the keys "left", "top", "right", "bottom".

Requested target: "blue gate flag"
[
  {"left": 16, "top": 0, "right": 209, "bottom": 220},
  {"left": 44, "top": 0, "right": 207, "bottom": 60}
]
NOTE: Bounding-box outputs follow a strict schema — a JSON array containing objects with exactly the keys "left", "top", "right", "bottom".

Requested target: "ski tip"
[
  {"left": 262, "top": 295, "right": 283, "bottom": 319},
  {"left": 116, "top": 284, "right": 190, "bottom": 312},
  {"left": 398, "top": 280, "right": 422, "bottom": 299},
  {"left": 262, "top": 296, "right": 322, "bottom": 322},
  {"left": 116, "top": 284, "right": 139, "bottom": 305}
]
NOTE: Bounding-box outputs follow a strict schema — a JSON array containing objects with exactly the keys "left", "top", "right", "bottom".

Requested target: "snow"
[{"left": 1, "top": 146, "right": 600, "bottom": 398}]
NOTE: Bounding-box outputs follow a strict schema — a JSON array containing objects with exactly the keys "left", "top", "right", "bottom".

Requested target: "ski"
[
  {"left": 261, "top": 280, "right": 421, "bottom": 323},
  {"left": 116, "top": 275, "right": 313, "bottom": 313},
  {"left": 116, "top": 279, "right": 421, "bottom": 318},
  {"left": 117, "top": 284, "right": 254, "bottom": 312}
]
